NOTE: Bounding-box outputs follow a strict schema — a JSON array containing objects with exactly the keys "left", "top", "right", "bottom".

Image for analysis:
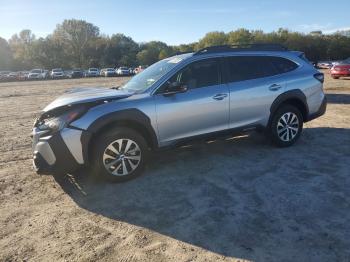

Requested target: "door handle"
[
  {"left": 212, "top": 93, "right": 228, "bottom": 100},
  {"left": 269, "top": 84, "right": 282, "bottom": 91}
]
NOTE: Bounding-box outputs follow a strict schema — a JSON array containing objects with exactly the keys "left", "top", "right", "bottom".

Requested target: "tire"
[
  {"left": 269, "top": 105, "right": 303, "bottom": 147},
  {"left": 91, "top": 127, "right": 149, "bottom": 182},
  {"left": 332, "top": 76, "right": 339, "bottom": 79}
]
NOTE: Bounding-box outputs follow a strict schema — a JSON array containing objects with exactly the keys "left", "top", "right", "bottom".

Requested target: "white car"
[
  {"left": 50, "top": 68, "right": 65, "bottom": 79},
  {"left": 116, "top": 67, "right": 130, "bottom": 76},
  {"left": 27, "top": 69, "right": 46, "bottom": 80}
]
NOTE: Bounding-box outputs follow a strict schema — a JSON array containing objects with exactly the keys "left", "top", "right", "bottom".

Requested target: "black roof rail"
[
  {"left": 194, "top": 44, "right": 288, "bottom": 55},
  {"left": 174, "top": 51, "right": 193, "bottom": 56}
]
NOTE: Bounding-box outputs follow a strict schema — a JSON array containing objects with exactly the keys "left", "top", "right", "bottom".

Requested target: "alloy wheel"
[
  {"left": 102, "top": 138, "right": 141, "bottom": 176},
  {"left": 276, "top": 112, "right": 299, "bottom": 142}
]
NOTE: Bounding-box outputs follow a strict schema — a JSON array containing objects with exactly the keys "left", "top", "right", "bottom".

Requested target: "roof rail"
[
  {"left": 174, "top": 51, "right": 193, "bottom": 56},
  {"left": 194, "top": 44, "right": 288, "bottom": 55}
]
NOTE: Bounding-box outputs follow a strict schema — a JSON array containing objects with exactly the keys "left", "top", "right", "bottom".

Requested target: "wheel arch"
[
  {"left": 81, "top": 109, "right": 158, "bottom": 164},
  {"left": 268, "top": 89, "right": 309, "bottom": 127}
]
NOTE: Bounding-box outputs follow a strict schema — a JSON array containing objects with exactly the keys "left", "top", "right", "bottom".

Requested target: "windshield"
[
  {"left": 89, "top": 68, "right": 98, "bottom": 71},
  {"left": 31, "top": 69, "right": 41, "bottom": 73},
  {"left": 107, "top": 68, "right": 115, "bottom": 71},
  {"left": 121, "top": 55, "right": 190, "bottom": 92},
  {"left": 52, "top": 69, "right": 62, "bottom": 72}
]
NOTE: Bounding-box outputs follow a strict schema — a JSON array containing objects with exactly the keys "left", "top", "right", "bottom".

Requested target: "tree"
[
  {"left": 9, "top": 29, "right": 36, "bottom": 69},
  {"left": 197, "top": 31, "right": 228, "bottom": 49},
  {"left": 136, "top": 41, "right": 172, "bottom": 65},
  {"left": 3, "top": 20, "right": 350, "bottom": 70},
  {"left": 227, "top": 28, "right": 252, "bottom": 45},
  {"left": 0, "top": 37, "right": 14, "bottom": 70},
  {"left": 52, "top": 19, "right": 100, "bottom": 67},
  {"left": 102, "top": 34, "right": 139, "bottom": 67}
]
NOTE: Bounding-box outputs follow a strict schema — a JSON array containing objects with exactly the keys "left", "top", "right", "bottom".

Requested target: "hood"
[{"left": 43, "top": 87, "right": 132, "bottom": 112}]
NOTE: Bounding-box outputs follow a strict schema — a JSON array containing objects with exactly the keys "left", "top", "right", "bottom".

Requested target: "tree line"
[{"left": 1, "top": 19, "right": 350, "bottom": 71}]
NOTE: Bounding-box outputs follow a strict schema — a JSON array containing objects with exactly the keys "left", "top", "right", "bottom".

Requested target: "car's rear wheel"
[
  {"left": 91, "top": 127, "right": 149, "bottom": 182},
  {"left": 269, "top": 105, "right": 303, "bottom": 147},
  {"left": 332, "top": 76, "right": 339, "bottom": 79}
]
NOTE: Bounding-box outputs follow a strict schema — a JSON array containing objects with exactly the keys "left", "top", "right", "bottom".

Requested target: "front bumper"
[
  {"left": 28, "top": 75, "right": 41, "bottom": 79},
  {"left": 32, "top": 127, "right": 87, "bottom": 175},
  {"left": 52, "top": 75, "right": 65, "bottom": 78},
  {"left": 331, "top": 73, "right": 350, "bottom": 77},
  {"left": 118, "top": 72, "right": 130, "bottom": 76}
]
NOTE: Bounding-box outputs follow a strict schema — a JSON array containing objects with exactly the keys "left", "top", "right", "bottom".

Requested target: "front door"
[{"left": 154, "top": 58, "right": 229, "bottom": 145}]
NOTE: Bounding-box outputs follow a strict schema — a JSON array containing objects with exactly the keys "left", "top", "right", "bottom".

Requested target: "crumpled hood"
[{"left": 43, "top": 87, "right": 132, "bottom": 112}]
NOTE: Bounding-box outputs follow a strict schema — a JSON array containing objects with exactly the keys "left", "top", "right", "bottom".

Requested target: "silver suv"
[{"left": 32, "top": 44, "right": 326, "bottom": 182}]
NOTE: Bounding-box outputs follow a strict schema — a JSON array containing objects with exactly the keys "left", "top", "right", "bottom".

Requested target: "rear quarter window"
[{"left": 269, "top": 56, "right": 299, "bottom": 74}]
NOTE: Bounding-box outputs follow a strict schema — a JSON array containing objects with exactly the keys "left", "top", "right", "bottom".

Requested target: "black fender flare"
[
  {"left": 268, "top": 89, "right": 309, "bottom": 127},
  {"left": 80, "top": 109, "right": 158, "bottom": 163}
]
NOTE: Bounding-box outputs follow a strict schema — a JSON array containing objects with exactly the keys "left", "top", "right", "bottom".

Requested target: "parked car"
[
  {"left": 18, "top": 71, "right": 29, "bottom": 81},
  {"left": 104, "top": 68, "right": 117, "bottom": 77},
  {"left": 0, "top": 71, "right": 10, "bottom": 81},
  {"left": 7, "top": 72, "right": 19, "bottom": 81},
  {"left": 330, "top": 62, "right": 350, "bottom": 79},
  {"left": 50, "top": 68, "right": 65, "bottom": 79},
  {"left": 32, "top": 44, "right": 326, "bottom": 182},
  {"left": 28, "top": 69, "right": 46, "bottom": 80},
  {"left": 68, "top": 69, "right": 84, "bottom": 78},
  {"left": 116, "top": 67, "right": 130, "bottom": 76},
  {"left": 100, "top": 68, "right": 106, "bottom": 76},
  {"left": 317, "top": 61, "right": 333, "bottom": 69},
  {"left": 86, "top": 68, "right": 100, "bottom": 77}
]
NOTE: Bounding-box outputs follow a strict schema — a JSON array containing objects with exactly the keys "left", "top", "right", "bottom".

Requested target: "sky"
[{"left": 1, "top": 0, "right": 349, "bottom": 45}]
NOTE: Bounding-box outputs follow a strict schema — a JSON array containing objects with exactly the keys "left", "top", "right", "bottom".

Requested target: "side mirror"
[{"left": 163, "top": 81, "right": 188, "bottom": 96}]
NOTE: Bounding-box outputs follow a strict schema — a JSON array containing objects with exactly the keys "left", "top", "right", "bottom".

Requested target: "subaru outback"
[{"left": 32, "top": 44, "right": 327, "bottom": 182}]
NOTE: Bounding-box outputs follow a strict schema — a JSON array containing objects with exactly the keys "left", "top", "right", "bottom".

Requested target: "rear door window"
[{"left": 226, "top": 56, "right": 278, "bottom": 82}]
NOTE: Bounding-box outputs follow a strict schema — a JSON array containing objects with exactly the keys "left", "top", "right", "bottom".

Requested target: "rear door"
[{"left": 224, "top": 55, "right": 290, "bottom": 128}]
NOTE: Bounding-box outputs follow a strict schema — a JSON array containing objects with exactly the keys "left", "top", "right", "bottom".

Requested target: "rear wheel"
[
  {"left": 332, "top": 76, "right": 339, "bottom": 79},
  {"left": 269, "top": 105, "right": 303, "bottom": 147},
  {"left": 91, "top": 127, "right": 149, "bottom": 182}
]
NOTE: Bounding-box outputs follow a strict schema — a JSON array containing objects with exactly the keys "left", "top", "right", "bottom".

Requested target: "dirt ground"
[{"left": 0, "top": 71, "right": 349, "bottom": 262}]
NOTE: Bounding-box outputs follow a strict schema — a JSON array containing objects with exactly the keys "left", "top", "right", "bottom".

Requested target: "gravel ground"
[{"left": 0, "top": 71, "right": 349, "bottom": 262}]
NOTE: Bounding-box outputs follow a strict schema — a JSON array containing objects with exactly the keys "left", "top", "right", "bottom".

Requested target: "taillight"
[{"left": 314, "top": 73, "right": 324, "bottom": 83}]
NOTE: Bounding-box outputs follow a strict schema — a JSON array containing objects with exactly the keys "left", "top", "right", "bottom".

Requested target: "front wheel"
[
  {"left": 91, "top": 127, "right": 149, "bottom": 182},
  {"left": 269, "top": 105, "right": 303, "bottom": 147}
]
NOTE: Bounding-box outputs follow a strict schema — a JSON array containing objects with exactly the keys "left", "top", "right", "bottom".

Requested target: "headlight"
[{"left": 38, "top": 107, "right": 86, "bottom": 132}]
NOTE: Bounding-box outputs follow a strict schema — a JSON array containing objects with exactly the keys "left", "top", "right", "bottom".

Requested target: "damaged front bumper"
[{"left": 32, "top": 127, "right": 88, "bottom": 175}]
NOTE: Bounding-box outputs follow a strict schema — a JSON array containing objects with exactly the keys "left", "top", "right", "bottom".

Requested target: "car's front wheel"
[
  {"left": 91, "top": 127, "right": 149, "bottom": 182},
  {"left": 269, "top": 105, "right": 303, "bottom": 147}
]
